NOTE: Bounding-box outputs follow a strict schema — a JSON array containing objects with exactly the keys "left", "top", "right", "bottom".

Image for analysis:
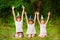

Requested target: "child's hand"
[
  {"left": 12, "top": 6, "right": 14, "bottom": 10},
  {"left": 22, "top": 5, "right": 25, "bottom": 9},
  {"left": 36, "top": 12, "right": 39, "bottom": 15},
  {"left": 48, "top": 11, "right": 50, "bottom": 16}
]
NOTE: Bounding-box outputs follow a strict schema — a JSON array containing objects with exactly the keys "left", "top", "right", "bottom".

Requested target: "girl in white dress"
[
  {"left": 37, "top": 11, "right": 50, "bottom": 38},
  {"left": 25, "top": 12, "right": 37, "bottom": 38},
  {"left": 12, "top": 5, "right": 25, "bottom": 38}
]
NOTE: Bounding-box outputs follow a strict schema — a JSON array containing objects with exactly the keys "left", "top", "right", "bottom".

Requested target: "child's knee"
[
  {"left": 40, "top": 35, "right": 47, "bottom": 38},
  {"left": 32, "top": 34, "right": 36, "bottom": 37},
  {"left": 14, "top": 34, "right": 18, "bottom": 38},
  {"left": 28, "top": 34, "right": 31, "bottom": 38},
  {"left": 19, "top": 35, "right": 23, "bottom": 38},
  {"left": 18, "top": 32, "right": 24, "bottom": 38}
]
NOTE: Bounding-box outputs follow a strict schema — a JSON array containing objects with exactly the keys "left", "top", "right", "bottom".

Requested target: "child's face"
[
  {"left": 41, "top": 20, "right": 45, "bottom": 24},
  {"left": 29, "top": 21, "right": 33, "bottom": 24},
  {"left": 16, "top": 17, "right": 21, "bottom": 21}
]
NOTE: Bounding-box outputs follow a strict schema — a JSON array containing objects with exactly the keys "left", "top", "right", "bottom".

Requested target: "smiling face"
[
  {"left": 16, "top": 16, "right": 21, "bottom": 22},
  {"left": 28, "top": 20, "right": 34, "bottom": 24},
  {"left": 41, "top": 19, "right": 45, "bottom": 24}
]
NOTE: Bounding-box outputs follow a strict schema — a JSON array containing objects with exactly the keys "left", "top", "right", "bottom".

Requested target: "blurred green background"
[{"left": 0, "top": 0, "right": 60, "bottom": 40}]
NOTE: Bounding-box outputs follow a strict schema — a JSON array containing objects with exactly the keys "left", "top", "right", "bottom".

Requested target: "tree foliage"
[{"left": 0, "top": 0, "right": 60, "bottom": 18}]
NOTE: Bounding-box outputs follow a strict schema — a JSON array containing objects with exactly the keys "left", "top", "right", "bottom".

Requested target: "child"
[
  {"left": 25, "top": 12, "right": 37, "bottom": 38},
  {"left": 37, "top": 11, "right": 50, "bottom": 38},
  {"left": 12, "top": 5, "right": 25, "bottom": 38}
]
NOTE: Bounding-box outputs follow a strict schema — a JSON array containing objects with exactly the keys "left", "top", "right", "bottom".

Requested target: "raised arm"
[
  {"left": 12, "top": 6, "right": 16, "bottom": 22},
  {"left": 34, "top": 13, "right": 36, "bottom": 25},
  {"left": 45, "top": 11, "right": 50, "bottom": 24},
  {"left": 37, "top": 12, "right": 40, "bottom": 25},
  {"left": 21, "top": 5, "right": 25, "bottom": 21},
  {"left": 25, "top": 12, "right": 28, "bottom": 25}
]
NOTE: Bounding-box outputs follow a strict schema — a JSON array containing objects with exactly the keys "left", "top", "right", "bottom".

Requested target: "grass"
[{"left": 0, "top": 17, "right": 60, "bottom": 40}]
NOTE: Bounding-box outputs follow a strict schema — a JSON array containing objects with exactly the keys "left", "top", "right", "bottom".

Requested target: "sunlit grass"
[{"left": 0, "top": 18, "right": 60, "bottom": 40}]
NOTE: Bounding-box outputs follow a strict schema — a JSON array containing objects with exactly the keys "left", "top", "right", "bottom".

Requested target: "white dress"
[
  {"left": 39, "top": 24, "right": 47, "bottom": 37},
  {"left": 15, "top": 20, "right": 23, "bottom": 32},
  {"left": 27, "top": 24, "right": 36, "bottom": 34}
]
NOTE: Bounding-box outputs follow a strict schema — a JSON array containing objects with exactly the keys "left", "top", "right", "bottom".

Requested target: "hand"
[
  {"left": 22, "top": 5, "right": 25, "bottom": 9},
  {"left": 48, "top": 11, "right": 50, "bottom": 16},
  {"left": 36, "top": 12, "right": 39, "bottom": 15},
  {"left": 12, "top": 6, "right": 14, "bottom": 10}
]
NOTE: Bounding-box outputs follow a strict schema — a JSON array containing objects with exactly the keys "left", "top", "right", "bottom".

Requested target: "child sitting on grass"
[
  {"left": 12, "top": 5, "right": 25, "bottom": 38},
  {"left": 37, "top": 11, "right": 50, "bottom": 38},
  {"left": 25, "top": 12, "right": 37, "bottom": 38}
]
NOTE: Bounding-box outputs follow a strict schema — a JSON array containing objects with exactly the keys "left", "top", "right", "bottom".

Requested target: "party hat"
[
  {"left": 41, "top": 15, "right": 44, "bottom": 20},
  {"left": 29, "top": 15, "right": 33, "bottom": 20},
  {"left": 17, "top": 12, "right": 20, "bottom": 17}
]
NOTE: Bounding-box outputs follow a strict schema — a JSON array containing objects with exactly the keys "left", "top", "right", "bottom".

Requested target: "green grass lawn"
[{"left": 0, "top": 18, "right": 60, "bottom": 40}]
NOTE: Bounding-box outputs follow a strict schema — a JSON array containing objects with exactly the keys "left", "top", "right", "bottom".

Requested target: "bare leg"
[
  {"left": 14, "top": 33, "right": 18, "bottom": 38},
  {"left": 18, "top": 32, "right": 24, "bottom": 38},
  {"left": 28, "top": 34, "right": 31, "bottom": 38},
  {"left": 32, "top": 34, "right": 36, "bottom": 38}
]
